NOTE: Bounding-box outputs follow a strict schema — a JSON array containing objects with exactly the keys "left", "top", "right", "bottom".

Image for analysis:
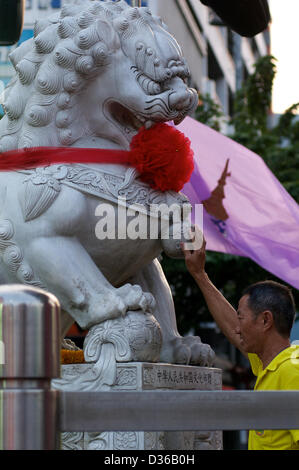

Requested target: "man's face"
[{"left": 236, "top": 295, "right": 263, "bottom": 354}]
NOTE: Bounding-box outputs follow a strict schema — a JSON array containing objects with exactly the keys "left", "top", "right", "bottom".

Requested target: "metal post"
[{"left": 0, "top": 285, "right": 61, "bottom": 450}]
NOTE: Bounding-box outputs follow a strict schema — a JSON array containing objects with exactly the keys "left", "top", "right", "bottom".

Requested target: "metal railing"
[{"left": 0, "top": 286, "right": 299, "bottom": 450}]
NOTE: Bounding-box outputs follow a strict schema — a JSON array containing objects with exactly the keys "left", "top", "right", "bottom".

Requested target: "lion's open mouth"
[{"left": 107, "top": 101, "right": 158, "bottom": 134}]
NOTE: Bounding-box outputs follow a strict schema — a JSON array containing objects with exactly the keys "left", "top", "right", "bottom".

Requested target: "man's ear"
[{"left": 261, "top": 310, "right": 274, "bottom": 331}]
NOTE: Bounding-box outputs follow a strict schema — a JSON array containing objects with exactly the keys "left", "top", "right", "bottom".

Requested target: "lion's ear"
[{"left": 95, "top": 20, "right": 120, "bottom": 53}]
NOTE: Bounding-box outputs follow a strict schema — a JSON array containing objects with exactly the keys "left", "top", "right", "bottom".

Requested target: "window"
[{"left": 51, "top": 0, "right": 61, "bottom": 8}]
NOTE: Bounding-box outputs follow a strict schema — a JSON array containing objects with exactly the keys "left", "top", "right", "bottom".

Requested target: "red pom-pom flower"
[{"left": 128, "top": 123, "right": 194, "bottom": 192}]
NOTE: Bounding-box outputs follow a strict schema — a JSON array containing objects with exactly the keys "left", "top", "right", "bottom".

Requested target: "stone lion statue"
[{"left": 0, "top": 0, "right": 214, "bottom": 367}]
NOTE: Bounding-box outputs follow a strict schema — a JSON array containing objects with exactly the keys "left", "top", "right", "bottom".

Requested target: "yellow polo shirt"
[{"left": 248, "top": 345, "right": 299, "bottom": 450}]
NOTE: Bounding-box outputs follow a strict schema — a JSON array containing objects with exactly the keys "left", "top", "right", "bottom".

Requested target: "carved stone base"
[{"left": 53, "top": 363, "right": 222, "bottom": 451}]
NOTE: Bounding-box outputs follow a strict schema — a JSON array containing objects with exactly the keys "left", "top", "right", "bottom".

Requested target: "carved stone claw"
[
  {"left": 116, "top": 283, "right": 156, "bottom": 314},
  {"left": 181, "top": 335, "right": 215, "bottom": 366},
  {"left": 160, "top": 336, "right": 215, "bottom": 367},
  {"left": 190, "top": 342, "right": 215, "bottom": 367}
]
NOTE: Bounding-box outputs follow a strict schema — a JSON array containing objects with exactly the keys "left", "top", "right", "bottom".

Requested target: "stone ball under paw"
[{"left": 123, "top": 310, "right": 162, "bottom": 362}]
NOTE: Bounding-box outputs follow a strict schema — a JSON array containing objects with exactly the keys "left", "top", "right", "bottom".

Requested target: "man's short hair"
[{"left": 242, "top": 280, "right": 296, "bottom": 337}]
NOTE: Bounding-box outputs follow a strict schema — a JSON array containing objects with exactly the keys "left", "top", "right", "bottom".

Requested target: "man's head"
[{"left": 236, "top": 280, "right": 296, "bottom": 354}]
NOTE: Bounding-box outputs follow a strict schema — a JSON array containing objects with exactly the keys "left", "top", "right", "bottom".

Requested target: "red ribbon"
[{"left": 0, "top": 146, "right": 130, "bottom": 171}]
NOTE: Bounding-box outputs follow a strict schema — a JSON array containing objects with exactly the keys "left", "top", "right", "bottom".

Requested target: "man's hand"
[{"left": 181, "top": 226, "right": 207, "bottom": 280}]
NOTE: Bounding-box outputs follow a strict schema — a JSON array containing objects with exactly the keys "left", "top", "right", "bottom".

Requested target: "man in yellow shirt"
[
  {"left": 248, "top": 346, "right": 299, "bottom": 449},
  {"left": 182, "top": 229, "right": 299, "bottom": 450}
]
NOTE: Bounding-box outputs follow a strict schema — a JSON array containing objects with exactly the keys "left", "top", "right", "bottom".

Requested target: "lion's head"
[{"left": 0, "top": 0, "right": 198, "bottom": 151}]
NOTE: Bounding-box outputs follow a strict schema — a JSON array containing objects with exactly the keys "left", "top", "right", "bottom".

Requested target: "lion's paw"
[
  {"left": 161, "top": 336, "right": 215, "bottom": 367},
  {"left": 116, "top": 283, "right": 156, "bottom": 314}
]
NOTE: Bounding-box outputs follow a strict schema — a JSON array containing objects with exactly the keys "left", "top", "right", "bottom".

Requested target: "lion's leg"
[
  {"left": 129, "top": 258, "right": 215, "bottom": 366},
  {"left": 25, "top": 235, "right": 153, "bottom": 336}
]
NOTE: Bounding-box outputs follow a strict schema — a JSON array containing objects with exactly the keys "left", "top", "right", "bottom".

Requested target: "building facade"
[{"left": 148, "top": 0, "right": 270, "bottom": 120}]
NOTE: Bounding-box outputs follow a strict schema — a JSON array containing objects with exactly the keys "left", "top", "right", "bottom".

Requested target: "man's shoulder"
[
  {"left": 248, "top": 346, "right": 299, "bottom": 380},
  {"left": 276, "top": 346, "right": 299, "bottom": 388}
]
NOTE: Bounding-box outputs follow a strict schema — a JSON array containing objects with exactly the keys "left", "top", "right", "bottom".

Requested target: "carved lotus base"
[{"left": 53, "top": 362, "right": 223, "bottom": 451}]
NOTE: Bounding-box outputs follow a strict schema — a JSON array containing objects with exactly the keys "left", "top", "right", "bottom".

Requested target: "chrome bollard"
[{"left": 0, "top": 285, "right": 61, "bottom": 450}]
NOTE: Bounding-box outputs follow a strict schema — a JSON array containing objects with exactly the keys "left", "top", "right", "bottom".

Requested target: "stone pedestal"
[{"left": 53, "top": 362, "right": 222, "bottom": 450}]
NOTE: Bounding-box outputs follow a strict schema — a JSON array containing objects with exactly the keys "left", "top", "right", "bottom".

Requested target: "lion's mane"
[{"left": 0, "top": 0, "right": 173, "bottom": 151}]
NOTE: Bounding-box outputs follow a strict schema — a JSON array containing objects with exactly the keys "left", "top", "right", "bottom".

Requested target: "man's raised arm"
[{"left": 181, "top": 228, "right": 246, "bottom": 356}]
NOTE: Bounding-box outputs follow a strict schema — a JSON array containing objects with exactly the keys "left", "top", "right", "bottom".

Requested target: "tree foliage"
[
  {"left": 195, "top": 92, "right": 224, "bottom": 132},
  {"left": 228, "top": 55, "right": 299, "bottom": 202},
  {"left": 162, "top": 55, "right": 298, "bottom": 335}
]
